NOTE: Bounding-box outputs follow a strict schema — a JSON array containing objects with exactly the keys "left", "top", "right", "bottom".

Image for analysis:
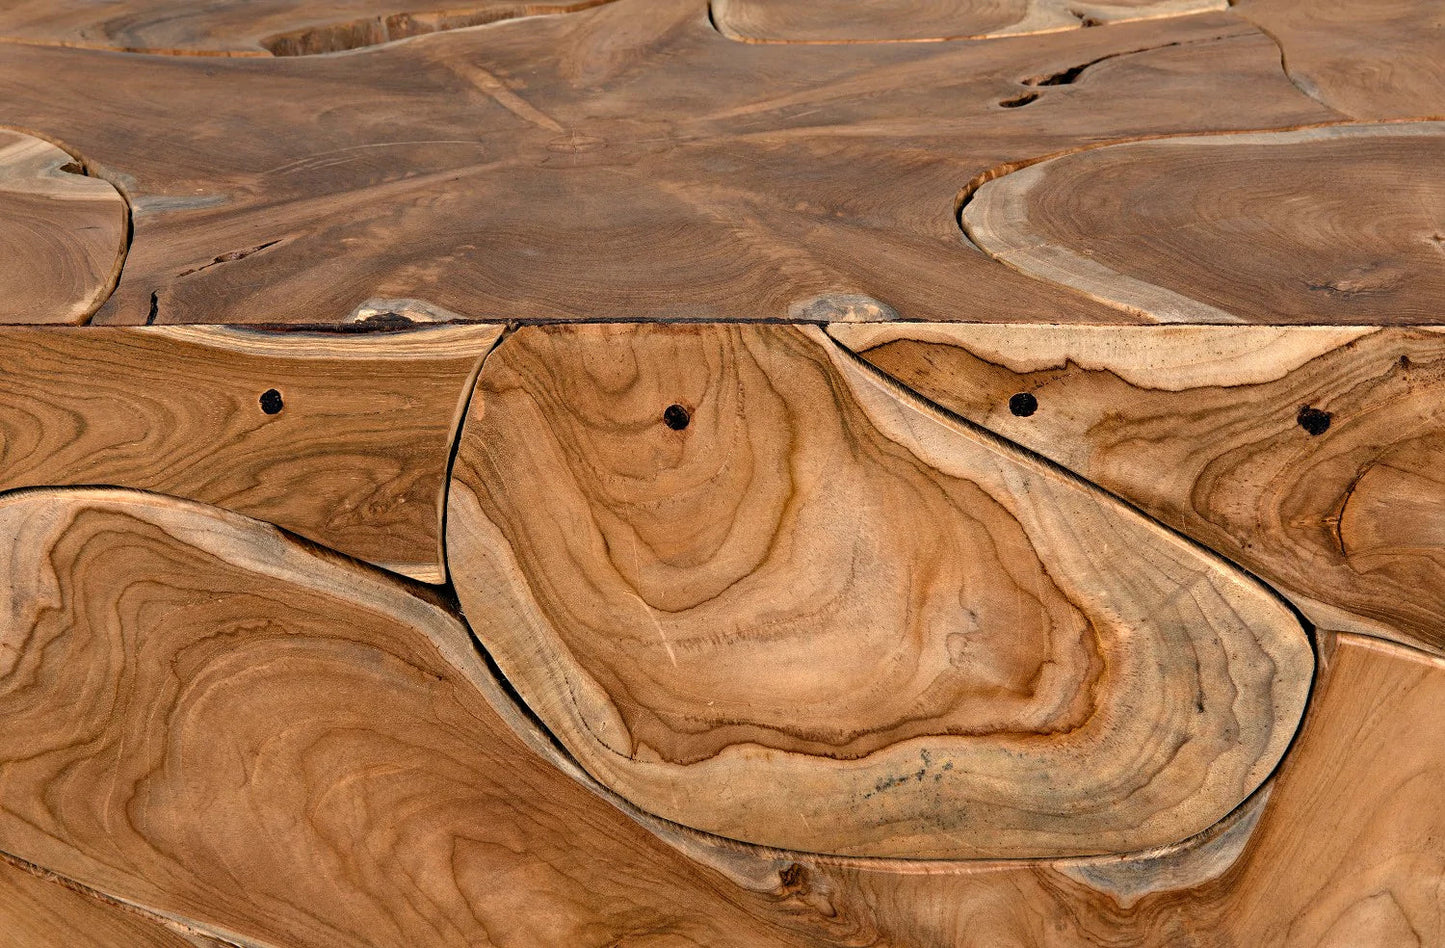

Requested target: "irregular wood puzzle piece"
[{"left": 0, "top": 0, "right": 1443, "bottom": 944}]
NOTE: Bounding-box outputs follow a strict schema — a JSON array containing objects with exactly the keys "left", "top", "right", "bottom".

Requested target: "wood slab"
[
  {"left": 962, "top": 122, "right": 1445, "bottom": 324},
  {"left": 0, "top": 487, "right": 844, "bottom": 948},
  {"left": 0, "top": 324, "right": 500, "bottom": 582},
  {"left": 0, "top": 1, "right": 618, "bottom": 56},
  {"left": 834, "top": 323, "right": 1445, "bottom": 654},
  {"left": 0, "top": 130, "right": 128, "bottom": 325},
  {"left": 0, "top": 856, "right": 207, "bottom": 948},
  {"left": 1235, "top": 0, "right": 1445, "bottom": 120},
  {"left": 0, "top": 488, "right": 1438, "bottom": 944},
  {"left": 446, "top": 322, "right": 1311, "bottom": 859},
  {"left": 712, "top": 0, "right": 1226, "bottom": 44},
  {"left": 0, "top": 2, "right": 1338, "bottom": 326},
  {"left": 805, "top": 633, "right": 1445, "bottom": 945}
]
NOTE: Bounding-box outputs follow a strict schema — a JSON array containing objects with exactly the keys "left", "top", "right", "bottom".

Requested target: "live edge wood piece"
[
  {"left": 834, "top": 323, "right": 1445, "bottom": 656},
  {"left": 0, "top": 130, "right": 128, "bottom": 326},
  {"left": 0, "top": 487, "right": 1437, "bottom": 947},
  {"left": 0, "top": 324, "right": 500, "bottom": 582},
  {"left": 447, "top": 322, "right": 1311, "bottom": 859}
]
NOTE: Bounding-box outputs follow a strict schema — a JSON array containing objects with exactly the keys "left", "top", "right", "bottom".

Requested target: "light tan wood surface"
[
  {"left": 0, "top": 129, "right": 128, "bottom": 325},
  {"left": 0, "top": 324, "right": 499, "bottom": 582},
  {"left": 835, "top": 323, "right": 1445, "bottom": 654},
  {"left": 0, "top": 488, "right": 1437, "bottom": 945},
  {"left": 0, "top": 0, "right": 1440, "bottom": 942},
  {"left": 962, "top": 122, "right": 1445, "bottom": 324},
  {"left": 0, "top": 1, "right": 1341, "bottom": 327},
  {"left": 0, "top": 0, "right": 620, "bottom": 55},
  {"left": 712, "top": 0, "right": 1227, "bottom": 44},
  {"left": 1235, "top": 0, "right": 1445, "bottom": 120},
  {"left": 447, "top": 322, "right": 1311, "bottom": 858},
  {"left": 0, "top": 856, "right": 212, "bottom": 948},
  {"left": 0, "top": 487, "right": 846, "bottom": 948}
]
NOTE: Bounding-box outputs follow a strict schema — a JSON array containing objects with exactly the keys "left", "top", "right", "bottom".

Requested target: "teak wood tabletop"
[{"left": 0, "top": 1, "right": 1442, "bottom": 945}]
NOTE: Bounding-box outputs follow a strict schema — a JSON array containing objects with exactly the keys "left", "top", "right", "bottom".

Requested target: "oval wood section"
[
  {"left": 0, "top": 488, "right": 841, "bottom": 948},
  {"left": 834, "top": 323, "right": 1445, "bottom": 655},
  {"left": 446, "top": 322, "right": 1312, "bottom": 859},
  {"left": 808, "top": 633, "right": 1445, "bottom": 945},
  {"left": 711, "top": 0, "right": 1227, "bottom": 43},
  {"left": 0, "top": 324, "right": 500, "bottom": 582},
  {"left": 0, "top": 130, "right": 127, "bottom": 325},
  {"left": 962, "top": 122, "right": 1445, "bottom": 324},
  {"left": 0, "top": 0, "right": 619, "bottom": 56}
]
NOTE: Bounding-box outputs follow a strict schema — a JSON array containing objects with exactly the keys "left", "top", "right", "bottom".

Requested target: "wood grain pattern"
[
  {"left": 0, "top": 130, "right": 128, "bottom": 325},
  {"left": 0, "top": 487, "right": 847, "bottom": 948},
  {"left": 0, "top": 324, "right": 500, "bottom": 582},
  {"left": 0, "top": 0, "right": 619, "bottom": 56},
  {"left": 962, "top": 122, "right": 1445, "bottom": 324},
  {"left": 446, "top": 322, "right": 1312, "bottom": 859},
  {"left": 1235, "top": 0, "right": 1445, "bottom": 120},
  {"left": 0, "top": 1, "right": 1337, "bottom": 326},
  {"left": 794, "top": 633, "right": 1445, "bottom": 946},
  {"left": 0, "top": 856, "right": 209, "bottom": 948},
  {"left": 834, "top": 323, "right": 1445, "bottom": 655},
  {"left": 712, "top": 0, "right": 1226, "bottom": 44}
]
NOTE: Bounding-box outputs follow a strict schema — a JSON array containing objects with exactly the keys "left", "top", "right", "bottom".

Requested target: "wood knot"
[
  {"left": 1297, "top": 406, "right": 1331, "bottom": 436},
  {"left": 259, "top": 389, "right": 284, "bottom": 415},
  {"left": 663, "top": 404, "right": 690, "bottom": 430},
  {"left": 1009, "top": 392, "right": 1038, "bottom": 417}
]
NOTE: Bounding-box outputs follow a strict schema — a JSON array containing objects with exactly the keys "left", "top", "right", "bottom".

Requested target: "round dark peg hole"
[
  {"left": 1297, "top": 406, "right": 1331, "bottom": 436},
  {"left": 663, "top": 404, "right": 691, "bottom": 431},
  {"left": 259, "top": 388, "right": 284, "bottom": 415},
  {"left": 1009, "top": 392, "right": 1038, "bottom": 417}
]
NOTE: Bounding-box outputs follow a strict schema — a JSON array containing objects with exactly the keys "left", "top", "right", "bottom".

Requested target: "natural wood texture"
[
  {"left": 0, "top": 129, "right": 128, "bottom": 325},
  {"left": 712, "top": 0, "right": 1225, "bottom": 44},
  {"left": 0, "top": 487, "right": 844, "bottom": 948},
  {"left": 834, "top": 323, "right": 1445, "bottom": 654},
  {"left": 1, "top": 489, "right": 1437, "bottom": 945},
  {"left": 0, "top": 324, "right": 500, "bottom": 582},
  {"left": 447, "top": 322, "right": 1311, "bottom": 859},
  {"left": 962, "top": 122, "right": 1445, "bottom": 324},
  {"left": 0, "top": 1, "right": 1337, "bottom": 326},
  {"left": 0, "top": 856, "right": 208, "bottom": 948},
  {"left": 798, "top": 633, "right": 1445, "bottom": 946},
  {"left": 1235, "top": 0, "right": 1445, "bottom": 120},
  {"left": 0, "top": 0, "right": 619, "bottom": 56}
]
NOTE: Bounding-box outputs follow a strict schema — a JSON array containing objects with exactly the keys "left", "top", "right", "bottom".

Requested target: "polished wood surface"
[
  {"left": 448, "top": 322, "right": 1310, "bottom": 858},
  {"left": 962, "top": 123, "right": 1445, "bottom": 324},
  {"left": 0, "top": 0, "right": 1441, "bottom": 943},
  {"left": 0, "top": 1, "right": 1346, "bottom": 326},
  {"left": 835, "top": 324, "right": 1445, "bottom": 654},
  {"left": 0, "top": 324, "right": 499, "bottom": 582},
  {"left": 0, "top": 130, "right": 127, "bottom": 325}
]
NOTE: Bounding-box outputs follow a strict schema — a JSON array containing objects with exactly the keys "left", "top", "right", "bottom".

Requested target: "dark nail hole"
[
  {"left": 999, "top": 92, "right": 1040, "bottom": 108},
  {"left": 1009, "top": 392, "right": 1038, "bottom": 417},
  {"left": 663, "top": 404, "right": 690, "bottom": 431},
  {"left": 260, "top": 389, "right": 284, "bottom": 415},
  {"left": 1297, "top": 406, "right": 1331, "bottom": 436}
]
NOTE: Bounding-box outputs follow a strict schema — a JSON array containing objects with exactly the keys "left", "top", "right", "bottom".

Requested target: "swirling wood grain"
[
  {"left": 962, "top": 122, "right": 1445, "bottom": 324},
  {"left": 0, "top": 324, "right": 499, "bottom": 582},
  {"left": 0, "top": 487, "right": 842, "bottom": 947},
  {"left": 0, "top": 3, "right": 1335, "bottom": 327},
  {"left": 0, "top": 130, "right": 127, "bottom": 325},
  {"left": 835, "top": 323, "right": 1445, "bottom": 654},
  {"left": 446, "top": 322, "right": 1312, "bottom": 859},
  {"left": 0, "top": 0, "right": 620, "bottom": 55}
]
